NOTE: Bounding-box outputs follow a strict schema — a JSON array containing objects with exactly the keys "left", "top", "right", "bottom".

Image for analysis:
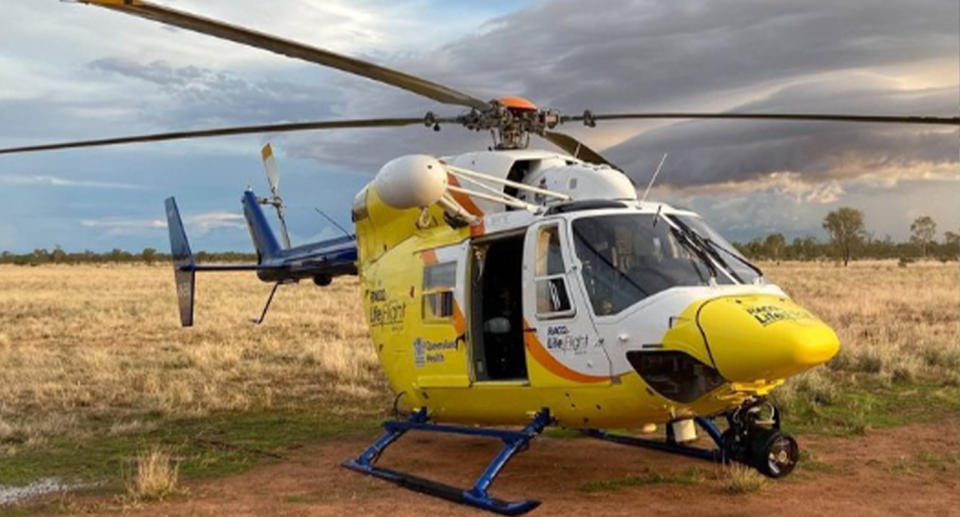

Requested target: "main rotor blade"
[
  {"left": 542, "top": 131, "right": 618, "bottom": 169},
  {"left": 75, "top": 0, "right": 491, "bottom": 111},
  {"left": 0, "top": 117, "right": 441, "bottom": 155},
  {"left": 566, "top": 112, "right": 960, "bottom": 126}
]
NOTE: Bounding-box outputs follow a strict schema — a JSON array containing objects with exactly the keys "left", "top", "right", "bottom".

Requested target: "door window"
[
  {"left": 534, "top": 225, "right": 575, "bottom": 318},
  {"left": 423, "top": 261, "right": 456, "bottom": 321}
]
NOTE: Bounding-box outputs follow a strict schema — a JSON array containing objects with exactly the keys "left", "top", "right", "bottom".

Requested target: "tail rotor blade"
[{"left": 261, "top": 143, "right": 281, "bottom": 199}]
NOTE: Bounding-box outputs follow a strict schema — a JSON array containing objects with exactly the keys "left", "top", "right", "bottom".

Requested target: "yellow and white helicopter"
[{"left": 4, "top": 1, "right": 958, "bottom": 514}]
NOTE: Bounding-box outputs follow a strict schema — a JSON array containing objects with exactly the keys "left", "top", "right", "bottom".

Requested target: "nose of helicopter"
[{"left": 695, "top": 295, "right": 840, "bottom": 383}]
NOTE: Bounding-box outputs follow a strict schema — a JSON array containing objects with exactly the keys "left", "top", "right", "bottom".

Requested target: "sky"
[{"left": 0, "top": 0, "right": 957, "bottom": 252}]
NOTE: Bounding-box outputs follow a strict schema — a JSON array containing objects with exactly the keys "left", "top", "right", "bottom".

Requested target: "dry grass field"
[
  {"left": 0, "top": 260, "right": 957, "bottom": 510},
  {"left": 0, "top": 265, "right": 385, "bottom": 454}
]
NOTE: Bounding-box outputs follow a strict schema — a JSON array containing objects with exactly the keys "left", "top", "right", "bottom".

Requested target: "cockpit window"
[
  {"left": 671, "top": 215, "right": 762, "bottom": 284},
  {"left": 571, "top": 214, "right": 714, "bottom": 316}
]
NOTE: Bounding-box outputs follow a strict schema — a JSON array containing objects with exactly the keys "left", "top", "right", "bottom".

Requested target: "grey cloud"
[
  {"left": 0, "top": 174, "right": 142, "bottom": 190},
  {"left": 87, "top": 57, "right": 344, "bottom": 127},
  {"left": 667, "top": 178, "right": 960, "bottom": 243},
  {"left": 392, "top": 0, "right": 957, "bottom": 111},
  {"left": 281, "top": 0, "right": 958, "bottom": 179},
  {"left": 607, "top": 81, "right": 959, "bottom": 186}
]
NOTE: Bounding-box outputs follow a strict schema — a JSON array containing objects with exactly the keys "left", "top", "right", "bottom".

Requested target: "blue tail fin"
[
  {"left": 165, "top": 197, "right": 196, "bottom": 327},
  {"left": 242, "top": 189, "right": 282, "bottom": 262}
]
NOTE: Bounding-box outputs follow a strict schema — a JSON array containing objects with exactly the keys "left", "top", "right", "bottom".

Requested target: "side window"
[
  {"left": 534, "top": 225, "right": 574, "bottom": 318},
  {"left": 423, "top": 261, "right": 456, "bottom": 321}
]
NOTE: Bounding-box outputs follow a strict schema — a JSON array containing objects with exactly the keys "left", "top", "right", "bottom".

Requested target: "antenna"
[
  {"left": 314, "top": 208, "right": 352, "bottom": 238},
  {"left": 260, "top": 143, "right": 292, "bottom": 249},
  {"left": 641, "top": 153, "right": 668, "bottom": 203}
]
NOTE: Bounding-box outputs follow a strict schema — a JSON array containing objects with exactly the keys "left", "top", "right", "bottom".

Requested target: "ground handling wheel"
[{"left": 748, "top": 428, "right": 799, "bottom": 478}]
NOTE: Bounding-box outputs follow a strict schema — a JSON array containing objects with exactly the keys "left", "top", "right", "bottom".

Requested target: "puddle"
[{"left": 0, "top": 478, "right": 75, "bottom": 505}]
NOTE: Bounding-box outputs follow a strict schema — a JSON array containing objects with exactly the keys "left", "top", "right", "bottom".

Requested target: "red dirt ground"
[{"left": 42, "top": 419, "right": 960, "bottom": 517}]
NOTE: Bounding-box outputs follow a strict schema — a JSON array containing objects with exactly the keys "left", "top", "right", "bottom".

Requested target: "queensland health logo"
[
  {"left": 414, "top": 338, "right": 426, "bottom": 368},
  {"left": 412, "top": 337, "right": 458, "bottom": 368}
]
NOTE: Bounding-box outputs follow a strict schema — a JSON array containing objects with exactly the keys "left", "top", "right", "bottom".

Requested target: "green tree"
[
  {"left": 943, "top": 231, "right": 960, "bottom": 259},
  {"left": 763, "top": 233, "right": 786, "bottom": 262},
  {"left": 909, "top": 215, "right": 937, "bottom": 258},
  {"left": 141, "top": 247, "right": 158, "bottom": 265},
  {"left": 945, "top": 231, "right": 959, "bottom": 248},
  {"left": 51, "top": 245, "right": 67, "bottom": 264},
  {"left": 822, "top": 207, "right": 866, "bottom": 266},
  {"left": 791, "top": 236, "right": 818, "bottom": 261},
  {"left": 30, "top": 248, "right": 50, "bottom": 266}
]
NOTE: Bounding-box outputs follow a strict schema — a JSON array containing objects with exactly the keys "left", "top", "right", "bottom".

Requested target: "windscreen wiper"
[
  {"left": 668, "top": 225, "right": 718, "bottom": 283},
  {"left": 669, "top": 219, "right": 747, "bottom": 283}
]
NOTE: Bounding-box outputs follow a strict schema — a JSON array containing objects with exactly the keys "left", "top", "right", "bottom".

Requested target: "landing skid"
[
  {"left": 342, "top": 408, "right": 552, "bottom": 516},
  {"left": 585, "top": 416, "right": 726, "bottom": 463},
  {"left": 586, "top": 402, "right": 799, "bottom": 479}
]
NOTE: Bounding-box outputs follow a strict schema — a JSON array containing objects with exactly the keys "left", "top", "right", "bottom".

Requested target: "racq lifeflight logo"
[{"left": 745, "top": 304, "right": 816, "bottom": 326}]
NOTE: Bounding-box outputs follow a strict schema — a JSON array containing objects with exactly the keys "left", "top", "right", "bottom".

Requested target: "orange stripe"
[
  {"left": 420, "top": 249, "right": 438, "bottom": 265},
  {"left": 523, "top": 320, "right": 610, "bottom": 384},
  {"left": 446, "top": 173, "right": 484, "bottom": 217},
  {"left": 469, "top": 219, "right": 485, "bottom": 237},
  {"left": 452, "top": 302, "right": 466, "bottom": 335}
]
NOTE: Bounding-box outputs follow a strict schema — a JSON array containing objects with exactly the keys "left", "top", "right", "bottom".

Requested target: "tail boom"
[{"left": 164, "top": 194, "right": 358, "bottom": 327}]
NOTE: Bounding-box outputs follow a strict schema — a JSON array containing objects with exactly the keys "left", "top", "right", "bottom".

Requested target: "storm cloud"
[
  {"left": 607, "top": 80, "right": 960, "bottom": 187},
  {"left": 279, "top": 0, "right": 958, "bottom": 189}
]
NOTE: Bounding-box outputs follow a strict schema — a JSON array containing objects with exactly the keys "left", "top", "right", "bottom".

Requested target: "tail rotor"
[{"left": 260, "top": 143, "right": 292, "bottom": 249}]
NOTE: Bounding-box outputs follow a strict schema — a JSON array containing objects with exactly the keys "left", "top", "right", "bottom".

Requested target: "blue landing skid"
[
  {"left": 342, "top": 408, "right": 552, "bottom": 516},
  {"left": 585, "top": 416, "right": 726, "bottom": 463}
]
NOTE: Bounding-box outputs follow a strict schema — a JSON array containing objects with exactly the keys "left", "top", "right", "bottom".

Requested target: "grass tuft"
[
  {"left": 719, "top": 464, "right": 766, "bottom": 494},
  {"left": 125, "top": 446, "right": 181, "bottom": 502}
]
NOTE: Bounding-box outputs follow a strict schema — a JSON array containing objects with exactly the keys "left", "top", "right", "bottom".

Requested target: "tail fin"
[
  {"left": 242, "top": 189, "right": 282, "bottom": 261},
  {"left": 164, "top": 197, "right": 196, "bottom": 327}
]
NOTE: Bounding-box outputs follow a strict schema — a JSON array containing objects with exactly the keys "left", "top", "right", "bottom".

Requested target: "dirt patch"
[{"left": 30, "top": 419, "right": 960, "bottom": 517}]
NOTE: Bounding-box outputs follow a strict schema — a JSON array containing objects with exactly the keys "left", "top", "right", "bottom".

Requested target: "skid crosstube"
[{"left": 342, "top": 408, "right": 551, "bottom": 516}]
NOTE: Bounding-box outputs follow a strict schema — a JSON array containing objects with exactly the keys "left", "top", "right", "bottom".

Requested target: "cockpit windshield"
[{"left": 571, "top": 213, "right": 715, "bottom": 316}]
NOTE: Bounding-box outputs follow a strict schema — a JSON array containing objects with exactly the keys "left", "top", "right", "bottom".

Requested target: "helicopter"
[{"left": 3, "top": 1, "right": 959, "bottom": 515}]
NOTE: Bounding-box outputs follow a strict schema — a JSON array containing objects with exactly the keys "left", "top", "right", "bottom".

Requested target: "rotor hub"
[{"left": 451, "top": 97, "right": 561, "bottom": 150}]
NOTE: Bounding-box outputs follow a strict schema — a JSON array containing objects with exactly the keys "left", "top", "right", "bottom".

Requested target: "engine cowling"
[{"left": 373, "top": 154, "right": 448, "bottom": 209}]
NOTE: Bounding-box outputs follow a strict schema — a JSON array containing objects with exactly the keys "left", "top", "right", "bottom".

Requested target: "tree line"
[
  {"left": 733, "top": 208, "right": 959, "bottom": 265},
  {"left": 0, "top": 247, "right": 256, "bottom": 266},
  {"left": 1, "top": 207, "right": 956, "bottom": 266}
]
